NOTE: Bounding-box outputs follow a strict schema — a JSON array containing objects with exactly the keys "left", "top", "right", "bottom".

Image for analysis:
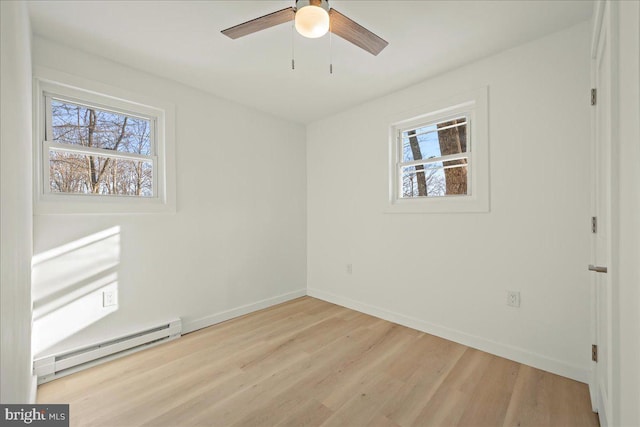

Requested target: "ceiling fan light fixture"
[{"left": 295, "top": 0, "right": 330, "bottom": 39}]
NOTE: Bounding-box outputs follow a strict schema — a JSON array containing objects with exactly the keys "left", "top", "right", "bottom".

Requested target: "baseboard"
[
  {"left": 183, "top": 289, "right": 307, "bottom": 334},
  {"left": 307, "top": 288, "right": 590, "bottom": 383},
  {"left": 29, "top": 375, "right": 37, "bottom": 403},
  {"left": 588, "top": 365, "right": 598, "bottom": 412}
]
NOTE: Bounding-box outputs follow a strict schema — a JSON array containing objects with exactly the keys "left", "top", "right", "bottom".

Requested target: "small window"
[
  {"left": 398, "top": 116, "right": 469, "bottom": 198},
  {"left": 46, "top": 97, "right": 156, "bottom": 197},
  {"left": 34, "top": 75, "right": 175, "bottom": 214},
  {"left": 388, "top": 87, "right": 489, "bottom": 213}
]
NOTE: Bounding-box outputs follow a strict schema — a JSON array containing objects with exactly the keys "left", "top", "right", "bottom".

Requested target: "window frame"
[
  {"left": 44, "top": 93, "right": 158, "bottom": 199},
  {"left": 33, "top": 70, "right": 176, "bottom": 214},
  {"left": 387, "top": 86, "right": 489, "bottom": 213}
]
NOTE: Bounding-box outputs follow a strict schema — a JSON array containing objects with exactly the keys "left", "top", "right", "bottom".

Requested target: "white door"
[{"left": 591, "top": 2, "right": 613, "bottom": 426}]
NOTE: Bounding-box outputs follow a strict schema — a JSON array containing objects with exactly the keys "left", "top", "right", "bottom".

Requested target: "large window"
[
  {"left": 388, "top": 87, "right": 489, "bottom": 213},
  {"left": 34, "top": 75, "right": 175, "bottom": 214}
]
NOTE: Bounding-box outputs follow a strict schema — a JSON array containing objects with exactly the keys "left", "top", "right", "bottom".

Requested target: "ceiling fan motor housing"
[{"left": 295, "top": 0, "right": 330, "bottom": 13}]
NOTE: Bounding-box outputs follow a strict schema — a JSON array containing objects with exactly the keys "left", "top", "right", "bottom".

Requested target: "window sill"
[{"left": 384, "top": 195, "right": 490, "bottom": 214}]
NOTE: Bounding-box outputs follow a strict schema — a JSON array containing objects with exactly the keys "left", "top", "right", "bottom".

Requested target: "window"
[
  {"left": 34, "top": 74, "right": 175, "bottom": 214},
  {"left": 398, "top": 116, "right": 469, "bottom": 198},
  {"left": 388, "top": 87, "right": 489, "bottom": 213},
  {"left": 46, "top": 97, "right": 155, "bottom": 197}
]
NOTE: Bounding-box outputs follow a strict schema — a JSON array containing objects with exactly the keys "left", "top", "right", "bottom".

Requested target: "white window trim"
[
  {"left": 386, "top": 86, "right": 489, "bottom": 213},
  {"left": 33, "top": 67, "right": 176, "bottom": 214}
]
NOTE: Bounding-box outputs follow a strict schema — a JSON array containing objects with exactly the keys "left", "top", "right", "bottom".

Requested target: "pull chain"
[
  {"left": 291, "top": 22, "right": 295, "bottom": 70},
  {"left": 329, "top": 20, "right": 333, "bottom": 74}
]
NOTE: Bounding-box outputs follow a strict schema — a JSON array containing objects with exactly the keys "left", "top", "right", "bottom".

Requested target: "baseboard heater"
[{"left": 33, "top": 319, "right": 182, "bottom": 384}]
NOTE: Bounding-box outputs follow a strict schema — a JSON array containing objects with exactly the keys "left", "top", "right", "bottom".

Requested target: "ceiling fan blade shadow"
[
  {"left": 329, "top": 8, "right": 388, "bottom": 56},
  {"left": 222, "top": 7, "right": 295, "bottom": 39}
]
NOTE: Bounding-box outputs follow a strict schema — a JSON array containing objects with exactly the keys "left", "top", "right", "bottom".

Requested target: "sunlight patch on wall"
[{"left": 32, "top": 226, "right": 121, "bottom": 357}]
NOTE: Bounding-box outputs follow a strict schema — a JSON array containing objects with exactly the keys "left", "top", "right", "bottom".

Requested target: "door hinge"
[
  {"left": 591, "top": 88, "right": 597, "bottom": 106},
  {"left": 592, "top": 216, "right": 598, "bottom": 233},
  {"left": 592, "top": 344, "right": 598, "bottom": 362}
]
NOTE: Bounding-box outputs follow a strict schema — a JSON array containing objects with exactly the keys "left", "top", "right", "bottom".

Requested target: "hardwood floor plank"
[
  {"left": 547, "top": 371, "right": 599, "bottom": 427},
  {"left": 319, "top": 373, "right": 404, "bottom": 427},
  {"left": 502, "top": 365, "right": 599, "bottom": 427},
  {"left": 320, "top": 330, "right": 419, "bottom": 411},
  {"left": 275, "top": 399, "right": 333, "bottom": 427},
  {"left": 380, "top": 335, "right": 467, "bottom": 426},
  {"left": 456, "top": 356, "right": 521, "bottom": 427},
  {"left": 369, "top": 414, "right": 402, "bottom": 427},
  {"left": 409, "top": 348, "right": 495, "bottom": 426},
  {"left": 502, "top": 365, "right": 554, "bottom": 427},
  {"left": 229, "top": 330, "right": 378, "bottom": 427},
  {"left": 36, "top": 297, "right": 597, "bottom": 427}
]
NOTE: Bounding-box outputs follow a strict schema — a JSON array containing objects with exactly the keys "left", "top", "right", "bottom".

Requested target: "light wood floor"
[{"left": 38, "top": 297, "right": 599, "bottom": 427}]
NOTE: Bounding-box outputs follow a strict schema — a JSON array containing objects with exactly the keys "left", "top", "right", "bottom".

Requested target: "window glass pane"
[
  {"left": 401, "top": 117, "right": 467, "bottom": 162},
  {"left": 402, "top": 124, "right": 439, "bottom": 162},
  {"left": 50, "top": 99, "right": 152, "bottom": 156},
  {"left": 49, "top": 150, "right": 153, "bottom": 197},
  {"left": 401, "top": 164, "right": 468, "bottom": 198}
]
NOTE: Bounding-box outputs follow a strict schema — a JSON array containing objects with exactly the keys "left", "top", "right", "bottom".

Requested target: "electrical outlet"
[
  {"left": 507, "top": 291, "right": 520, "bottom": 307},
  {"left": 103, "top": 290, "right": 117, "bottom": 307},
  {"left": 346, "top": 264, "right": 353, "bottom": 275}
]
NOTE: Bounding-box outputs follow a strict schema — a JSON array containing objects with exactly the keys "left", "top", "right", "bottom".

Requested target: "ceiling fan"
[{"left": 221, "top": 0, "right": 388, "bottom": 56}]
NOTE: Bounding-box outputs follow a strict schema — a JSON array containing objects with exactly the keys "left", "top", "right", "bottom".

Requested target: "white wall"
[
  {"left": 0, "top": 1, "right": 35, "bottom": 403},
  {"left": 614, "top": 1, "right": 640, "bottom": 425},
  {"left": 307, "top": 22, "right": 592, "bottom": 382},
  {"left": 31, "top": 37, "right": 307, "bottom": 357}
]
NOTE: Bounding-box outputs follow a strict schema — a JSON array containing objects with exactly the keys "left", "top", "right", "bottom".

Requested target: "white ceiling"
[{"left": 27, "top": 1, "right": 593, "bottom": 124}]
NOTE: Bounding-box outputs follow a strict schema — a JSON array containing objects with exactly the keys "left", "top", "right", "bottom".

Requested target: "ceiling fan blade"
[
  {"left": 329, "top": 8, "right": 388, "bottom": 56},
  {"left": 221, "top": 7, "right": 295, "bottom": 39}
]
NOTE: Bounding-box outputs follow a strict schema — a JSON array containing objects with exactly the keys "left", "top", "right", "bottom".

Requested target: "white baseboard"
[
  {"left": 29, "top": 375, "right": 38, "bottom": 403},
  {"left": 183, "top": 289, "right": 307, "bottom": 334},
  {"left": 307, "top": 288, "right": 589, "bottom": 383}
]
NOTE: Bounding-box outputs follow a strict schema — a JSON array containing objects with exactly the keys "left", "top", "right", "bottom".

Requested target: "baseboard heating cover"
[{"left": 33, "top": 319, "right": 182, "bottom": 384}]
